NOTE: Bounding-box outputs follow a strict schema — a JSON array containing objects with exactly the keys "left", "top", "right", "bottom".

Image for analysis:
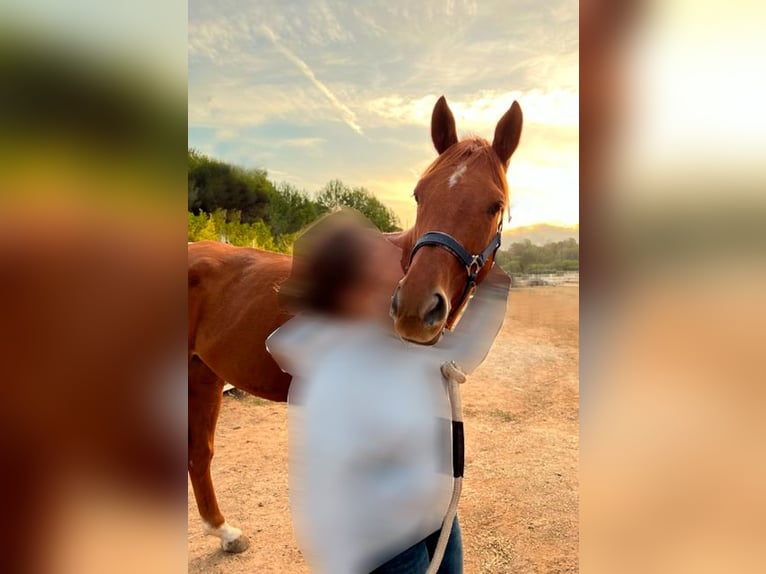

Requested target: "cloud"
[
  {"left": 273, "top": 137, "right": 326, "bottom": 149},
  {"left": 259, "top": 25, "right": 363, "bottom": 136},
  {"left": 364, "top": 89, "right": 578, "bottom": 132}
]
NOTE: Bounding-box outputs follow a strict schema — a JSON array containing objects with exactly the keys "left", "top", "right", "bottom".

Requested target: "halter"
[{"left": 407, "top": 219, "right": 503, "bottom": 330}]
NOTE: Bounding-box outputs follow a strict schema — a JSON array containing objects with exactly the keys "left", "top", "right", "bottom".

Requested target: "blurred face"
[{"left": 340, "top": 230, "right": 403, "bottom": 320}]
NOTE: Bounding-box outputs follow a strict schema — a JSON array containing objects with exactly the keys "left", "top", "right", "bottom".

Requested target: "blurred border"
[
  {"left": 0, "top": 2, "right": 187, "bottom": 574},
  {"left": 581, "top": 1, "right": 766, "bottom": 572}
]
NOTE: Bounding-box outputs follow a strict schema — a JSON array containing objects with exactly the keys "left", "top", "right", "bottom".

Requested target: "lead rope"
[{"left": 425, "top": 361, "right": 466, "bottom": 574}]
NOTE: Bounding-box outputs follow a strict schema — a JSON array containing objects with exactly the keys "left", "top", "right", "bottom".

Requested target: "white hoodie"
[{"left": 266, "top": 267, "right": 510, "bottom": 573}]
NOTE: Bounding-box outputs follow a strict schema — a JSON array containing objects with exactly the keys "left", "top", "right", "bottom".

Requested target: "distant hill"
[{"left": 502, "top": 224, "right": 579, "bottom": 246}]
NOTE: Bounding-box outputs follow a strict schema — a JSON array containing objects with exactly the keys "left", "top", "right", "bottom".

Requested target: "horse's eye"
[
  {"left": 413, "top": 192, "right": 420, "bottom": 204},
  {"left": 487, "top": 202, "right": 503, "bottom": 216}
]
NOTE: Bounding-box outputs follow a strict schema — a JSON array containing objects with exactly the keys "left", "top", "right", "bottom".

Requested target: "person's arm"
[
  {"left": 435, "top": 266, "right": 511, "bottom": 374},
  {"left": 266, "top": 315, "right": 337, "bottom": 377}
]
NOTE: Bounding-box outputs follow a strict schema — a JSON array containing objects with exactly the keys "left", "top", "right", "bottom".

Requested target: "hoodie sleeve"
[
  {"left": 265, "top": 315, "right": 337, "bottom": 377},
  {"left": 435, "top": 266, "right": 511, "bottom": 374}
]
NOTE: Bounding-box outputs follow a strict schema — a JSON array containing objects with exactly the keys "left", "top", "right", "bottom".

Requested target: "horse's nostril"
[
  {"left": 423, "top": 292, "right": 448, "bottom": 327},
  {"left": 390, "top": 286, "right": 400, "bottom": 317}
]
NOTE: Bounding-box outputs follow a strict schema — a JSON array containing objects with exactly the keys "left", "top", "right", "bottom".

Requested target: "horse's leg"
[{"left": 188, "top": 355, "right": 249, "bottom": 553}]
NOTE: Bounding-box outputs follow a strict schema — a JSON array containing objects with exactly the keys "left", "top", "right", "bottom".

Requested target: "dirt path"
[{"left": 188, "top": 286, "right": 579, "bottom": 573}]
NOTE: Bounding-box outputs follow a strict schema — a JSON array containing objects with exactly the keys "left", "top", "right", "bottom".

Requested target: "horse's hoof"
[{"left": 222, "top": 534, "right": 249, "bottom": 553}]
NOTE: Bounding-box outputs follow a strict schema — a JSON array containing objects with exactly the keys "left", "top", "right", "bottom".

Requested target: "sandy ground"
[{"left": 188, "top": 286, "right": 579, "bottom": 573}]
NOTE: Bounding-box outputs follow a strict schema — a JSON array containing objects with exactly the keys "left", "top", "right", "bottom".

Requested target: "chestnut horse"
[{"left": 188, "top": 95, "right": 523, "bottom": 552}]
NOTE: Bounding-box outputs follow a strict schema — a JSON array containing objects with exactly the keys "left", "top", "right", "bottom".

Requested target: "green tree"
[
  {"left": 187, "top": 149, "right": 277, "bottom": 224},
  {"left": 508, "top": 239, "right": 538, "bottom": 273},
  {"left": 316, "top": 179, "right": 401, "bottom": 232},
  {"left": 270, "top": 182, "right": 321, "bottom": 237},
  {"left": 495, "top": 238, "right": 578, "bottom": 274},
  {"left": 187, "top": 151, "right": 405, "bottom": 253}
]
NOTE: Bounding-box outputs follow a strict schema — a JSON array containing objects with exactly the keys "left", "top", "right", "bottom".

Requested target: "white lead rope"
[{"left": 425, "top": 361, "right": 466, "bottom": 574}]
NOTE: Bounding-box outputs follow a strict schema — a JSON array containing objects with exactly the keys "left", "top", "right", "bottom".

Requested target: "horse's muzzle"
[{"left": 390, "top": 284, "right": 448, "bottom": 345}]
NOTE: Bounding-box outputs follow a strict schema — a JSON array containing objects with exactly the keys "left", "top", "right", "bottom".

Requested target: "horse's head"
[{"left": 391, "top": 96, "right": 522, "bottom": 344}]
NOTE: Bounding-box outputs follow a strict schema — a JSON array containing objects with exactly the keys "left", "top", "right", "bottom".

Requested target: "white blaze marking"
[
  {"left": 449, "top": 163, "right": 467, "bottom": 188},
  {"left": 203, "top": 520, "right": 242, "bottom": 543}
]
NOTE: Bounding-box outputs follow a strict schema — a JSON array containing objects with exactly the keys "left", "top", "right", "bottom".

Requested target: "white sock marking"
[{"left": 203, "top": 520, "right": 242, "bottom": 543}]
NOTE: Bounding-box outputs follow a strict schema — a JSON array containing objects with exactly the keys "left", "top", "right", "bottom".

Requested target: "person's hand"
[{"left": 440, "top": 361, "right": 467, "bottom": 385}]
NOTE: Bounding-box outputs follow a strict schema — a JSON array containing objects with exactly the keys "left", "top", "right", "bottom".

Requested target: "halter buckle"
[{"left": 467, "top": 255, "right": 482, "bottom": 276}]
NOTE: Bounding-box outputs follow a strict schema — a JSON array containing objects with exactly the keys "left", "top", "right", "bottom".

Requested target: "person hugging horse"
[{"left": 266, "top": 210, "right": 510, "bottom": 574}]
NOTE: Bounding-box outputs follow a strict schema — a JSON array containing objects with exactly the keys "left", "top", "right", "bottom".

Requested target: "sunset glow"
[{"left": 189, "top": 1, "right": 578, "bottom": 229}]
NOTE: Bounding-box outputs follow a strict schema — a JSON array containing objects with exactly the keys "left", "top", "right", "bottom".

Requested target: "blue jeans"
[{"left": 370, "top": 517, "right": 463, "bottom": 574}]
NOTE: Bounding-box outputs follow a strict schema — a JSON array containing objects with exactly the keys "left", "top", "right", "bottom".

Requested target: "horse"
[{"left": 188, "top": 95, "right": 523, "bottom": 552}]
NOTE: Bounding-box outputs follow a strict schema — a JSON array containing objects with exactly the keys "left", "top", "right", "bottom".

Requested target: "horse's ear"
[
  {"left": 492, "top": 101, "right": 523, "bottom": 169},
  {"left": 431, "top": 95, "right": 458, "bottom": 155}
]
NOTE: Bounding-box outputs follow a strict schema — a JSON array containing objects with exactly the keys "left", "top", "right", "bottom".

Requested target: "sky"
[{"left": 188, "top": 0, "right": 578, "bottom": 229}]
